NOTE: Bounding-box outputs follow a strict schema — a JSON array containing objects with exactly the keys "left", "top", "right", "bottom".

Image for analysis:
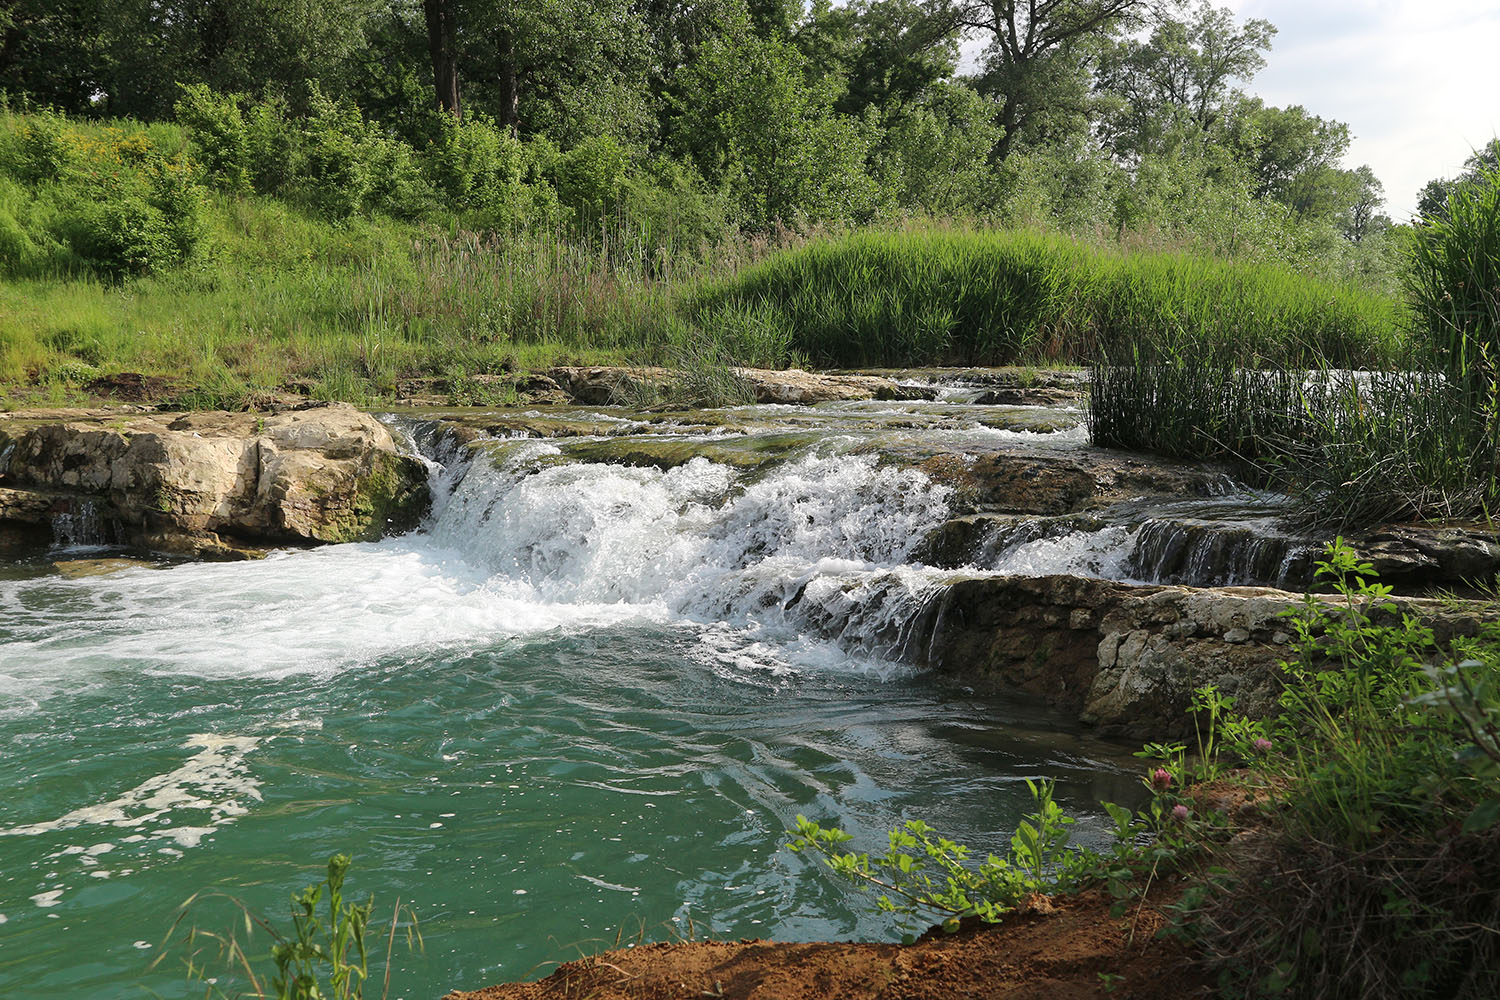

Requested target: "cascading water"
[{"left": 0, "top": 415, "right": 1144, "bottom": 1000}]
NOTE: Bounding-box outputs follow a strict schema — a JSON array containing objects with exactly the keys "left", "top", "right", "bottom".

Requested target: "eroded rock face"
[
  {"left": 905, "top": 574, "right": 1485, "bottom": 739},
  {"left": 0, "top": 404, "right": 430, "bottom": 559}
]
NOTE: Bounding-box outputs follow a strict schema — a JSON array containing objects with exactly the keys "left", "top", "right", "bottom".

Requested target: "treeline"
[{"left": 0, "top": 1, "right": 1413, "bottom": 276}]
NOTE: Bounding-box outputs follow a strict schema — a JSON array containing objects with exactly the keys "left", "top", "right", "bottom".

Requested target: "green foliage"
[
  {"left": 153, "top": 853, "right": 420, "bottom": 1000},
  {"left": 553, "top": 135, "right": 629, "bottom": 221},
  {"left": 788, "top": 779, "right": 1094, "bottom": 935},
  {"left": 669, "top": 29, "right": 877, "bottom": 230},
  {"left": 175, "top": 83, "right": 251, "bottom": 192},
  {"left": 10, "top": 108, "right": 73, "bottom": 182},
  {"left": 301, "top": 93, "right": 373, "bottom": 220},
  {"left": 1184, "top": 540, "right": 1500, "bottom": 999},
  {"left": 1094, "top": 156, "right": 1497, "bottom": 526},
  {"left": 703, "top": 228, "right": 1399, "bottom": 368},
  {"left": 1407, "top": 157, "right": 1500, "bottom": 374}
]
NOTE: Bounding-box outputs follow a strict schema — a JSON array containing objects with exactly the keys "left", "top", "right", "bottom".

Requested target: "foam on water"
[
  {"left": 0, "top": 444, "right": 960, "bottom": 711},
  {"left": 988, "top": 526, "right": 1138, "bottom": 579}
]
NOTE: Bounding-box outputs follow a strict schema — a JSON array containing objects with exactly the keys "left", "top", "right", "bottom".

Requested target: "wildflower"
[
  {"left": 1252, "top": 737, "right": 1273, "bottom": 753},
  {"left": 1151, "top": 768, "right": 1172, "bottom": 791},
  {"left": 1172, "top": 804, "right": 1190, "bottom": 822}
]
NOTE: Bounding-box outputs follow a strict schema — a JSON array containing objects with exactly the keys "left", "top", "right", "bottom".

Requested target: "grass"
[
  {"left": 1090, "top": 163, "right": 1500, "bottom": 528},
  {"left": 0, "top": 110, "right": 1409, "bottom": 409},
  {"left": 693, "top": 227, "right": 1404, "bottom": 369}
]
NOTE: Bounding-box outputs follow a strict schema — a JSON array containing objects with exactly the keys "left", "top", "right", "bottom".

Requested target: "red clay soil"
[{"left": 443, "top": 888, "right": 1210, "bottom": 1000}]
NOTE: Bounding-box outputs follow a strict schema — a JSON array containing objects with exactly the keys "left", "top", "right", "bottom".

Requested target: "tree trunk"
[
  {"left": 422, "top": 0, "right": 461, "bottom": 119},
  {"left": 497, "top": 27, "right": 519, "bottom": 133}
]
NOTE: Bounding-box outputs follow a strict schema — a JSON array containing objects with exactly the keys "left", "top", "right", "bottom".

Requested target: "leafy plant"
[
  {"left": 789, "top": 778, "right": 1093, "bottom": 936},
  {"left": 152, "top": 853, "right": 419, "bottom": 1000}
]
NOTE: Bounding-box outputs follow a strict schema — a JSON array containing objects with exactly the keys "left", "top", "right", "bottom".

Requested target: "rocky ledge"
[
  {"left": 0, "top": 404, "right": 429, "bottom": 559},
  {"left": 903, "top": 573, "right": 1485, "bottom": 738}
]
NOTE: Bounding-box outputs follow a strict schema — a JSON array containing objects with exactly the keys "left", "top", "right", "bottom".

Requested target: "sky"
[{"left": 1222, "top": 0, "right": 1500, "bottom": 219}]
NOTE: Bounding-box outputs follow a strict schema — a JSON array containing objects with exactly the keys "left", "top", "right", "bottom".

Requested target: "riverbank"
[{"left": 445, "top": 887, "right": 1208, "bottom": 1000}]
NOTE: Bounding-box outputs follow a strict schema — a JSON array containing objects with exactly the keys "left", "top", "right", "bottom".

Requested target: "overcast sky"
[{"left": 1223, "top": 0, "right": 1500, "bottom": 219}]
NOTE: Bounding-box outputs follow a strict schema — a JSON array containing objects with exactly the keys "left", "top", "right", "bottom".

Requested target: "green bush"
[
  {"left": 0, "top": 203, "right": 37, "bottom": 272},
  {"left": 174, "top": 83, "right": 250, "bottom": 192},
  {"left": 66, "top": 196, "right": 174, "bottom": 277},
  {"left": 245, "top": 95, "right": 303, "bottom": 196},
  {"left": 552, "top": 134, "right": 628, "bottom": 221},
  {"left": 1185, "top": 541, "right": 1500, "bottom": 998},
  {"left": 300, "top": 92, "right": 372, "bottom": 219},
  {"left": 10, "top": 109, "right": 72, "bottom": 183},
  {"left": 425, "top": 112, "right": 524, "bottom": 214}
]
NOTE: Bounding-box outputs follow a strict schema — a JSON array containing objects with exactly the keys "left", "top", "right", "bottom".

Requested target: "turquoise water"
[{"left": 0, "top": 440, "right": 1140, "bottom": 998}]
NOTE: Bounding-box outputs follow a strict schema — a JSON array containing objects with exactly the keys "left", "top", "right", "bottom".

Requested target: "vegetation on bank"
[
  {"left": 1090, "top": 159, "right": 1500, "bottom": 526},
  {"left": 0, "top": 104, "right": 1406, "bottom": 409},
  {"left": 794, "top": 541, "right": 1500, "bottom": 998},
  {"left": 695, "top": 228, "right": 1401, "bottom": 368}
]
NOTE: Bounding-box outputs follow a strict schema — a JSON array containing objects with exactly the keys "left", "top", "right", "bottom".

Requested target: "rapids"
[{"left": 0, "top": 393, "right": 1299, "bottom": 997}]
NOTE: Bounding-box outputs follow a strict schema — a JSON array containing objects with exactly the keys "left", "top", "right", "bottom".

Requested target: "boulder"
[
  {"left": 905, "top": 574, "right": 1485, "bottom": 739},
  {"left": 0, "top": 404, "right": 430, "bottom": 559}
]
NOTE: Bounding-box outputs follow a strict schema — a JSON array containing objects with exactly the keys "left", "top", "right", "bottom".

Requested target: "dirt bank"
[{"left": 443, "top": 888, "right": 1208, "bottom": 1000}]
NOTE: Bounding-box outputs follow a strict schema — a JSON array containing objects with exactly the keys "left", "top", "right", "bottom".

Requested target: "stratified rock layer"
[
  {"left": 904, "top": 574, "right": 1484, "bottom": 738},
  {"left": 0, "top": 404, "right": 429, "bottom": 558}
]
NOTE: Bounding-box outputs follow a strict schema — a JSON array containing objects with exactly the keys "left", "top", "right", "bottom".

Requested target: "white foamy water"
[
  {"left": 988, "top": 526, "right": 1138, "bottom": 579},
  {"left": 0, "top": 446, "right": 960, "bottom": 709}
]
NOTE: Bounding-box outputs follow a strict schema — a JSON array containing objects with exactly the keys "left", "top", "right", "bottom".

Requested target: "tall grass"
[
  {"left": 694, "top": 227, "right": 1403, "bottom": 368},
  {"left": 1091, "top": 165, "right": 1500, "bottom": 527}
]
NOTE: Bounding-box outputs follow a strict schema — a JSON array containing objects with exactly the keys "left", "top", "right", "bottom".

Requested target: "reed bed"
[
  {"left": 1090, "top": 162, "right": 1500, "bottom": 527},
  {"left": 693, "top": 228, "right": 1402, "bottom": 368}
]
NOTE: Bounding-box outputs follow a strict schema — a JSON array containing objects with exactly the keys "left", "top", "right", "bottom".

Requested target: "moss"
[{"left": 326, "top": 454, "right": 430, "bottom": 543}]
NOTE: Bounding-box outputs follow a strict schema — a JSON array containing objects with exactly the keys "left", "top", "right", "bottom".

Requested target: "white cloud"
[{"left": 1227, "top": 0, "right": 1500, "bottom": 217}]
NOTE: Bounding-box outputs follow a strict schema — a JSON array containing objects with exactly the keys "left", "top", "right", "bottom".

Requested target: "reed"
[
  {"left": 1091, "top": 162, "right": 1500, "bottom": 527},
  {"left": 695, "top": 227, "right": 1402, "bottom": 368}
]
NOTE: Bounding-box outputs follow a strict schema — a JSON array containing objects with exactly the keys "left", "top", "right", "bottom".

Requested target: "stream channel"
[{"left": 0, "top": 384, "right": 1303, "bottom": 997}]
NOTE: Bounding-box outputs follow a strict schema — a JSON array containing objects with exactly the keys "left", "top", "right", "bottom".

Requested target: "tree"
[
  {"left": 1341, "top": 164, "right": 1388, "bottom": 242},
  {"left": 669, "top": 29, "right": 876, "bottom": 229},
  {"left": 1220, "top": 98, "right": 1349, "bottom": 209},
  {"left": 948, "top": 0, "right": 1152, "bottom": 159},
  {"left": 1095, "top": 1, "right": 1275, "bottom": 159},
  {"left": 798, "top": 0, "right": 960, "bottom": 119},
  {"left": 422, "top": 0, "right": 462, "bottom": 119},
  {"left": 1416, "top": 139, "right": 1500, "bottom": 221}
]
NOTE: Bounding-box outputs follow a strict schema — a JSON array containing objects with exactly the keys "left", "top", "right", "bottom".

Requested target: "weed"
[{"left": 151, "top": 853, "right": 420, "bottom": 1000}]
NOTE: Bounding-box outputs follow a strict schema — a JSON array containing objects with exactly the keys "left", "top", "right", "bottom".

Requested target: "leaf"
[{"left": 1462, "top": 797, "right": 1500, "bottom": 833}]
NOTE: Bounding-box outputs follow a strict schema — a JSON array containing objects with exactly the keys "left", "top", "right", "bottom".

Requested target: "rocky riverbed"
[{"left": 3, "top": 366, "right": 1494, "bottom": 741}]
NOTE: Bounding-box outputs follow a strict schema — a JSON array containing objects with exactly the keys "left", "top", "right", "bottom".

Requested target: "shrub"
[
  {"left": 425, "top": 112, "right": 524, "bottom": 215},
  {"left": 174, "top": 83, "right": 250, "bottom": 192},
  {"left": 300, "top": 92, "right": 372, "bottom": 219},
  {"left": 246, "top": 95, "right": 303, "bottom": 196},
  {"left": 11, "top": 109, "right": 72, "bottom": 183},
  {"left": 1185, "top": 541, "right": 1500, "bottom": 999},
  {"left": 552, "top": 134, "right": 629, "bottom": 221},
  {"left": 66, "top": 195, "right": 179, "bottom": 277}
]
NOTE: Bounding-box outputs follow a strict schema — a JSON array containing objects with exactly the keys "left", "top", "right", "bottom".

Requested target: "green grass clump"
[
  {"left": 1092, "top": 163, "right": 1500, "bottom": 528},
  {"left": 694, "top": 228, "right": 1402, "bottom": 369}
]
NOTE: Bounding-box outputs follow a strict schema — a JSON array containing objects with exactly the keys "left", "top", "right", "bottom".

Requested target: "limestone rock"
[
  {"left": 0, "top": 404, "right": 430, "bottom": 559},
  {"left": 905, "top": 573, "right": 1483, "bottom": 739},
  {"left": 546, "top": 365, "right": 935, "bottom": 406}
]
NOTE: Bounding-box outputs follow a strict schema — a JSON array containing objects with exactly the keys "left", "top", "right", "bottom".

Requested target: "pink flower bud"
[
  {"left": 1151, "top": 768, "right": 1172, "bottom": 791},
  {"left": 1172, "top": 804, "right": 1190, "bottom": 822},
  {"left": 1253, "top": 738, "right": 1273, "bottom": 752}
]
